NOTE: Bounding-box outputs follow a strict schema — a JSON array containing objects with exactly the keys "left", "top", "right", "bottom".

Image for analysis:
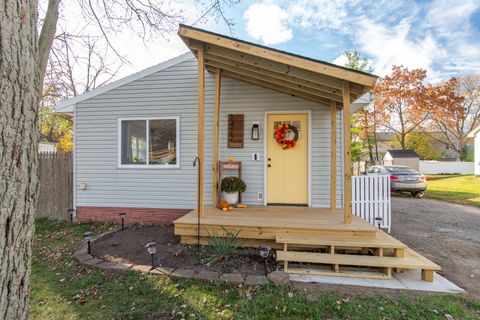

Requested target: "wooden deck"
[
  {"left": 173, "top": 206, "right": 440, "bottom": 282},
  {"left": 174, "top": 206, "right": 377, "bottom": 245}
]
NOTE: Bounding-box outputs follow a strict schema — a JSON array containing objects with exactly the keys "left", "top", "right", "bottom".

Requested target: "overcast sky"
[{"left": 67, "top": 0, "right": 480, "bottom": 83}]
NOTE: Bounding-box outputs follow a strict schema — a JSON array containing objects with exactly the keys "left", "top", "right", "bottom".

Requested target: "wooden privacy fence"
[
  {"left": 37, "top": 152, "right": 73, "bottom": 220},
  {"left": 352, "top": 175, "right": 391, "bottom": 233}
]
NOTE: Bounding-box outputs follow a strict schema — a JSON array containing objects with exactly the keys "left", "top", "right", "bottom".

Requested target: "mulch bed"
[{"left": 91, "top": 224, "right": 277, "bottom": 275}]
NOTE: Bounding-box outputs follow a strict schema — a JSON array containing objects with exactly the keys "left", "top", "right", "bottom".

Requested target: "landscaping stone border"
[{"left": 74, "top": 229, "right": 290, "bottom": 286}]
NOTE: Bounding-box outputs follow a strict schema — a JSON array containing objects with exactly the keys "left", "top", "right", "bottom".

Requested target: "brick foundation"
[{"left": 76, "top": 206, "right": 191, "bottom": 224}]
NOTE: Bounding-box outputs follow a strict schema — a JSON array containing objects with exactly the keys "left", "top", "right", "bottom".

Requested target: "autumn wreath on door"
[{"left": 275, "top": 123, "right": 299, "bottom": 149}]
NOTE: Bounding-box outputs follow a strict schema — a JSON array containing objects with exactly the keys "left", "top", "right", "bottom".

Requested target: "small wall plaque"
[{"left": 228, "top": 114, "right": 244, "bottom": 148}]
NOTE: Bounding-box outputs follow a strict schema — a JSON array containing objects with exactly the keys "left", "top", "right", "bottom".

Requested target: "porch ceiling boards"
[{"left": 178, "top": 24, "right": 378, "bottom": 106}]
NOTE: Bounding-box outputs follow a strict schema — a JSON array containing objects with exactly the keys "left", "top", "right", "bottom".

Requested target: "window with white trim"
[{"left": 119, "top": 118, "right": 179, "bottom": 167}]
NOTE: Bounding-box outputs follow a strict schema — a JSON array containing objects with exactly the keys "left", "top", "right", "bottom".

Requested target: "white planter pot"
[{"left": 223, "top": 191, "right": 239, "bottom": 205}]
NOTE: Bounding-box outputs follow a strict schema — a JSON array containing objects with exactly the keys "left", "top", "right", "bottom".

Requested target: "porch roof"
[{"left": 178, "top": 24, "right": 378, "bottom": 107}]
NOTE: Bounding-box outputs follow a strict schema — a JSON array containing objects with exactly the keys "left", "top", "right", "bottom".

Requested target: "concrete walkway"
[{"left": 290, "top": 270, "right": 464, "bottom": 294}]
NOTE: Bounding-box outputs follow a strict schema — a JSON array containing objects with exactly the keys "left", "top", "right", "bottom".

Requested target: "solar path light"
[
  {"left": 119, "top": 212, "right": 127, "bottom": 231},
  {"left": 83, "top": 232, "right": 95, "bottom": 254},
  {"left": 259, "top": 246, "right": 271, "bottom": 275},
  {"left": 146, "top": 242, "right": 157, "bottom": 269}
]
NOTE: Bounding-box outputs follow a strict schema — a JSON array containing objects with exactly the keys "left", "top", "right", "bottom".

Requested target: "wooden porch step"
[
  {"left": 276, "top": 232, "right": 406, "bottom": 250},
  {"left": 276, "top": 249, "right": 440, "bottom": 270},
  {"left": 277, "top": 248, "right": 440, "bottom": 282},
  {"left": 286, "top": 267, "right": 392, "bottom": 280}
]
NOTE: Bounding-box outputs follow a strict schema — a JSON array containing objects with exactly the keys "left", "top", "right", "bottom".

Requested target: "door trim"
[{"left": 263, "top": 110, "right": 312, "bottom": 207}]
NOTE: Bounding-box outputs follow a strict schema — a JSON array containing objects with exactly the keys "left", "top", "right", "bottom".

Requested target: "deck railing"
[{"left": 352, "top": 175, "right": 391, "bottom": 233}]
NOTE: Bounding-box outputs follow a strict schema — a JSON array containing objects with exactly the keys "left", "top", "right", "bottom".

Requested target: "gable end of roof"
[
  {"left": 386, "top": 149, "right": 419, "bottom": 158},
  {"left": 54, "top": 51, "right": 194, "bottom": 112}
]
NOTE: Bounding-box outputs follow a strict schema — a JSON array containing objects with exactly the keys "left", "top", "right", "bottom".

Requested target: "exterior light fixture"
[
  {"left": 374, "top": 217, "right": 383, "bottom": 229},
  {"left": 67, "top": 208, "right": 75, "bottom": 223},
  {"left": 83, "top": 232, "right": 95, "bottom": 254},
  {"left": 146, "top": 242, "right": 157, "bottom": 269},
  {"left": 119, "top": 212, "right": 127, "bottom": 231},
  {"left": 259, "top": 246, "right": 271, "bottom": 275},
  {"left": 251, "top": 123, "right": 259, "bottom": 140}
]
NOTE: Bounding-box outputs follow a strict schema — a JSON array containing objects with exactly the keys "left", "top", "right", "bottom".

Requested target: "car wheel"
[{"left": 413, "top": 191, "right": 425, "bottom": 199}]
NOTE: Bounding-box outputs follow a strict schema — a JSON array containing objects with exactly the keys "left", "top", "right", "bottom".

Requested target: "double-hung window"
[{"left": 119, "top": 117, "right": 179, "bottom": 168}]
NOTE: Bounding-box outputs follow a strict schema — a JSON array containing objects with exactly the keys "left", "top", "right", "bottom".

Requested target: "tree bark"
[{"left": 0, "top": 1, "right": 40, "bottom": 319}]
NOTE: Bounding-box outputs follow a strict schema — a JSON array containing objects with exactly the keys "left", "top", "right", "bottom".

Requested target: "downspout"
[{"left": 72, "top": 103, "right": 77, "bottom": 221}]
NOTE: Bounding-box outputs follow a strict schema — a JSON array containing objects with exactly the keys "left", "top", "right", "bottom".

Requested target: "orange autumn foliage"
[{"left": 373, "top": 66, "right": 459, "bottom": 150}]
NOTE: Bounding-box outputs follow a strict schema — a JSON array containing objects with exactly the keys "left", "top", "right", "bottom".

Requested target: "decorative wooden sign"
[
  {"left": 220, "top": 161, "right": 241, "bottom": 170},
  {"left": 217, "top": 161, "right": 242, "bottom": 203},
  {"left": 228, "top": 114, "right": 244, "bottom": 148}
]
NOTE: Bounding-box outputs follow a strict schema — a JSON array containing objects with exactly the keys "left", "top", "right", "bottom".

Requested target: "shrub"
[
  {"left": 221, "top": 176, "right": 246, "bottom": 193},
  {"left": 198, "top": 227, "right": 241, "bottom": 266}
]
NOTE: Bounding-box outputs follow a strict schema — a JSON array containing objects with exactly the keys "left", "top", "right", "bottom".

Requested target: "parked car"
[{"left": 365, "top": 165, "right": 426, "bottom": 198}]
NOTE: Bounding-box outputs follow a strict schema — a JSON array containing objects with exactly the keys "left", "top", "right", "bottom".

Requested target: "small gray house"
[
  {"left": 383, "top": 150, "right": 420, "bottom": 171},
  {"left": 55, "top": 25, "right": 377, "bottom": 224},
  {"left": 55, "top": 25, "right": 442, "bottom": 283}
]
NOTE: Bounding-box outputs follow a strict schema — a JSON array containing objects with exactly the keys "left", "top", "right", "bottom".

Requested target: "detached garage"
[{"left": 383, "top": 150, "right": 419, "bottom": 171}]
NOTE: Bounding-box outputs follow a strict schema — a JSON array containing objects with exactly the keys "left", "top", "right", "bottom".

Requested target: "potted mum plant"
[{"left": 221, "top": 176, "right": 246, "bottom": 205}]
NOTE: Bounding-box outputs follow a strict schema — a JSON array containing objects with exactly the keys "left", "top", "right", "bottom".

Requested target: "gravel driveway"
[{"left": 390, "top": 197, "right": 480, "bottom": 298}]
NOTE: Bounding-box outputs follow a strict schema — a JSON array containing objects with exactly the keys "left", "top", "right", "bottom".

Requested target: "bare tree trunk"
[
  {"left": 374, "top": 133, "right": 379, "bottom": 161},
  {"left": 0, "top": 1, "right": 40, "bottom": 319},
  {"left": 38, "top": 0, "right": 60, "bottom": 93},
  {"left": 367, "top": 139, "right": 374, "bottom": 163}
]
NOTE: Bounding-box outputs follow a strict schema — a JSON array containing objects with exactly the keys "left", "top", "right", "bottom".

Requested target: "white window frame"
[{"left": 117, "top": 116, "right": 180, "bottom": 169}]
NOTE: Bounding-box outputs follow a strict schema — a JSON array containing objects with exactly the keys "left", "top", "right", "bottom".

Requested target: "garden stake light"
[
  {"left": 119, "top": 212, "right": 126, "bottom": 231},
  {"left": 375, "top": 217, "right": 384, "bottom": 229},
  {"left": 67, "top": 208, "right": 75, "bottom": 223},
  {"left": 259, "top": 246, "right": 271, "bottom": 275},
  {"left": 83, "top": 232, "right": 95, "bottom": 254},
  {"left": 146, "top": 242, "right": 157, "bottom": 269}
]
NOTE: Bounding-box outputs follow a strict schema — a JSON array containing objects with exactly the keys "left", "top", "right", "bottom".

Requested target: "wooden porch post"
[
  {"left": 212, "top": 69, "right": 222, "bottom": 206},
  {"left": 197, "top": 45, "right": 205, "bottom": 216},
  {"left": 330, "top": 101, "right": 337, "bottom": 210},
  {"left": 343, "top": 81, "right": 352, "bottom": 224}
]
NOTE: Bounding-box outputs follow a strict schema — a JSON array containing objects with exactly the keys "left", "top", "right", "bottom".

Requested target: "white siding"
[{"left": 75, "top": 57, "right": 344, "bottom": 209}]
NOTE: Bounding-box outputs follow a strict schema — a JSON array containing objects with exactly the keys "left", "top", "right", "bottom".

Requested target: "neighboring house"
[
  {"left": 383, "top": 150, "right": 419, "bottom": 171},
  {"left": 39, "top": 136, "right": 58, "bottom": 153},
  {"left": 468, "top": 124, "right": 480, "bottom": 176},
  {"left": 374, "top": 131, "right": 473, "bottom": 161},
  {"left": 373, "top": 132, "right": 393, "bottom": 159},
  {"left": 39, "top": 141, "right": 57, "bottom": 153}
]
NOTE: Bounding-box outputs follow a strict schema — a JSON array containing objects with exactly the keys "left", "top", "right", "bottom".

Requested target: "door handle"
[
  {"left": 267, "top": 164, "right": 271, "bottom": 168},
  {"left": 268, "top": 158, "right": 271, "bottom": 161}
]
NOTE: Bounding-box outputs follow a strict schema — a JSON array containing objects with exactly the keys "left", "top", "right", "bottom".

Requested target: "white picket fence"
[
  {"left": 419, "top": 160, "right": 474, "bottom": 175},
  {"left": 352, "top": 175, "right": 391, "bottom": 233}
]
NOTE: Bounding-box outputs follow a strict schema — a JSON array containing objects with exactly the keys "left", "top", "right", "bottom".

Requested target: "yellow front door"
[{"left": 267, "top": 113, "right": 308, "bottom": 205}]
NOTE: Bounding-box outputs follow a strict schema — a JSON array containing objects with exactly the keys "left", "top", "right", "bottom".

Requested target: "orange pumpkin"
[{"left": 218, "top": 200, "right": 229, "bottom": 210}]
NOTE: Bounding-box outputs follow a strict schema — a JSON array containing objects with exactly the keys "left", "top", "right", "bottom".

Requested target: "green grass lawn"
[
  {"left": 30, "top": 219, "right": 480, "bottom": 319},
  {"left": 425, "top": 175, "right": 480, "bottom": 208}
]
